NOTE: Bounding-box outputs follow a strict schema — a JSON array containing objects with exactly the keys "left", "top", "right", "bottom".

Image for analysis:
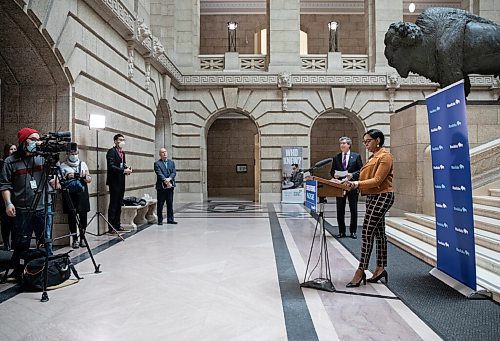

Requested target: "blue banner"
[
  {"left": 425, "top": 80, "right": 476, "bottom": 290},
  {"left": 305, "top": 179, "right": 317, "bottom": 212}
]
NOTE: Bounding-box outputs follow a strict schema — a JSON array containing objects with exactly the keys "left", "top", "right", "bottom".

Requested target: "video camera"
[{"left": 36, "top": 131, "right": 77, "bottom": 155}]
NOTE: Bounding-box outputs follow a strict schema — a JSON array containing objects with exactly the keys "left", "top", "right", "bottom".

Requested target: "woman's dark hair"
[
  {"left": 3, "top": 144, "right": 15, "bottom": 159},
  {"left": 364, "top": 129, "right": 385, "bottom": 146}
]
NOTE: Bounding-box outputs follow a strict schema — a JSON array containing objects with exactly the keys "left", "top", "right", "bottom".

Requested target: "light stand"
[{"left": 86, "top": 114, "right": 125, "bottom": 241}]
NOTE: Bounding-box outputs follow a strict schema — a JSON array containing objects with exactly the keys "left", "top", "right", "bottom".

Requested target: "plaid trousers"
[{"left": 359, "top": 192, "right": 394, "bottom": 270}]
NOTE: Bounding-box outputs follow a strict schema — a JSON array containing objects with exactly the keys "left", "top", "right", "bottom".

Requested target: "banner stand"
[{"left": 429, "top": 268, "right": 491, "bottom": 299}]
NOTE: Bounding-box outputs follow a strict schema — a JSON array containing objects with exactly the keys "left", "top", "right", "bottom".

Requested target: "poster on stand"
[
  {"left": 281, "top": 146, "right": 304, "bottom": 203},
  {"left": 425, "top": 80, "right": 476, "bottom": 290}
]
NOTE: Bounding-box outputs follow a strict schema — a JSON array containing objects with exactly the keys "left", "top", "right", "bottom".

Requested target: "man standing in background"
[
  {"left": 154, "top": 148, "right": 177, "bottom": 225},
  {"left": 330, "top": 136, "right": 363, "bottom": 239},
  {"left": 106, "top": 134, "right": 132, "bottom": 233}
]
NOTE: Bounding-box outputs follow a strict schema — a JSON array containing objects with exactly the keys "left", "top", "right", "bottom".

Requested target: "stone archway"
[
  {"left": 0, "top": 2, "right": 70, "bottom": 146},
  {"left": 206, "top": 111, "right": 259, "bottom": 201},
  {"left": 309, "top": 110, "right": 366, "bottom": 179}
]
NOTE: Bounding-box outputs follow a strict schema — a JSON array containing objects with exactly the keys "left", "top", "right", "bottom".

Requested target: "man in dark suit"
[
  {"left": 290, "top": 163, "right": 303, "bottom": 189},
  {"left": 330, "top": 136, "right": 363, "bottom": 239},
  {"left": 154, "top": 148, "right": 177, "bottom": 225},
  {"left": 106, "top": 134, "right": 132, "bottom": 233}
]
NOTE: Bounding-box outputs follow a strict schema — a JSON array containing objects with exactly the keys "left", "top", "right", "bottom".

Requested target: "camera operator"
[
  {"left": 0, "top": 128, "right": 57, "bottom": 278},
  {"left": 60, "top": 146, "right": 91, "bottom": 248}
]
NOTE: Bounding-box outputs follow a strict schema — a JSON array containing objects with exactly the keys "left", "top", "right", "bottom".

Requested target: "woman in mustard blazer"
[{"left": 344, "top": 129, "right": 395, "bottom": 287}]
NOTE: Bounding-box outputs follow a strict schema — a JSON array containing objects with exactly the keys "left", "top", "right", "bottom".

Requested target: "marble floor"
[{"left": 0, "top": 202, "right": 441, "bottom": 341}]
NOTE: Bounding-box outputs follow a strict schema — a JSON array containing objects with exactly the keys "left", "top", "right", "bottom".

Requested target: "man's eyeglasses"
[{"left": 362, "top": 138, "right": 374, "bottom": 145}]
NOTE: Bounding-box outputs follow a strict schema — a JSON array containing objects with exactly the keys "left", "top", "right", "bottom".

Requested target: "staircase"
[{"left": 386, "top": 188, "right": 500, "bottom": 302}]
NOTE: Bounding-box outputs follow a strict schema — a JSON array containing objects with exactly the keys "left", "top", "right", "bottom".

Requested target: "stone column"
[
  {"left": 151, "top": 0, "right": 199, "bottom": 72},
  {"left": 367, "top": 0, "right": 403, "bottom": 72},
  {"left": 267, "top": 0, "right": 301, "bottom": 73}
]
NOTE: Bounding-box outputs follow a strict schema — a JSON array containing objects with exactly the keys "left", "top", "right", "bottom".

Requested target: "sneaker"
[
  {"left": 72, "top": 239, "right": 80, "bottom": 249},
  {"left": 79, "top": 239, "right": 87, "bottom": 248}
]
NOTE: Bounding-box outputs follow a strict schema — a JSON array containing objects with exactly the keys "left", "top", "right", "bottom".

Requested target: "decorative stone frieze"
[{"left": 101, "top": 0, "right": 134, "bottom": 31}]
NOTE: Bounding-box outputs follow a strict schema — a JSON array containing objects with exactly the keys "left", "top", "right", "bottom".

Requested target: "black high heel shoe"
[
  {"left": 346, "top": 272, "right": 366, "bottom": 288},
  {"left": 367, "top": 270, "right": 388, "bottom": 284}
]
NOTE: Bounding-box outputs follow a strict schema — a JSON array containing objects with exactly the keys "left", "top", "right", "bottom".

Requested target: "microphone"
[
  {"left": 300, "top": 158, "right": 333, "bottom": 173},
  {"left": 314, "top": 157, "right": 333, "bottom": 168}
]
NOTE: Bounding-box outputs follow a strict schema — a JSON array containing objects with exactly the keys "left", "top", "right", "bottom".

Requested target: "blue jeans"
[{"left": 11, "top": 207, "right": 53, "bottom": 271}]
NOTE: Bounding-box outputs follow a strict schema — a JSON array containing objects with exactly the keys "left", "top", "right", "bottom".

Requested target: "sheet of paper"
[{"left": 334, "top": 170, "right": 348, "bottom": 178}]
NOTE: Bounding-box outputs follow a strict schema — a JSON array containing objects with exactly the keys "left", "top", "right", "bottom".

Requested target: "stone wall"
[
  {"left": 391, "top": 101, "right": 500, "bottom": 215},
  {"left": 310, "top": 116, "right": 362, "bottom": 179},
  {"left": 199, "top": 14, "right": 366, "bottom": 55},
  {"left": 301, "top": 14, "right": 366, "bottom": 54},
  {"left": 207, "top": 117, "right": 257, "bottom": 199}
]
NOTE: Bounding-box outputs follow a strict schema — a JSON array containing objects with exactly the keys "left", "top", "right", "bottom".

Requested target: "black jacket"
[
  {"left": 106, "top": 146, "right": 127, "bottom": 187},
  {"left": 330, "top": 151, "right": 363, "bottom": 181}
]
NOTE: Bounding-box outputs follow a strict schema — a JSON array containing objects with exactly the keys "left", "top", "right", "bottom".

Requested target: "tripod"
[
  {"left": 85, "top": 129, "right": 125, "bottom": 241},
  {"left": 301, "top": 196, "right": 335, "bottom": 292},
  {"left": 2, "top": 152, "right": 100, "bottom": 302}
]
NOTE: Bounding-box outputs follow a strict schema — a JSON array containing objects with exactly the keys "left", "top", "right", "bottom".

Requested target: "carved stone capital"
[
  {"left": 386, "top": 72, "right": 401, "bottom": 89},
  {"left": 153, "top": 38, "right": 165, "bottom": 58},
  {"left": 277, "top": 71, "right": 292, "bottom": 88},
  {"left": 136, "top": 18, "right": 151, "bottom": 43}
]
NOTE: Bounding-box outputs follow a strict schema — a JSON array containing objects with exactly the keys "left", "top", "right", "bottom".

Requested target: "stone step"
[
  {"left": 404, "top": 212, "right": 500, "bottom": 235},
  {"left": 474, "top": 195, "right": 500, "bottom": 208},
  {"left": 385, "top": 218, "right": 500, "bottom": 274},
  {"left": 401, "top": 214, "right": 500, "bottom": 252},
  {"left": 473, "top": 203, "right": 500, "bottom": 220},
  {"left": 386, "top": 226, "right": 500, "bottom": 302},
  {"left": 489, "top": 189, "right": 500, "bottom": 197}
]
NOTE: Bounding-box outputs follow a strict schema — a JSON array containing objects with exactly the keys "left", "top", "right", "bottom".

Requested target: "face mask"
[
  {"left": 119, "top": 141, "right": 125, "bottom": 148},
  {"left": 26, "top": 141, "right": 37, "bottom": 153},
  {"left": 68, "top": 155, "right": 79, "bottom": 162}
]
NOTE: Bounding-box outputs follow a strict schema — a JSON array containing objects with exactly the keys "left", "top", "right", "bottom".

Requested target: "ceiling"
[{"left": 200, "top": 0, "right": 463, "bottom": 15}]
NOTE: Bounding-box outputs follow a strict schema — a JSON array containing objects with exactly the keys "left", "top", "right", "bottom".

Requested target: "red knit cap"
[{"left": 17, "top": 127, "right": 39, "bottom": 144}]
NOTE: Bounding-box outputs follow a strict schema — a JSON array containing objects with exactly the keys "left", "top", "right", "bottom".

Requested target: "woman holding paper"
[{"left": 344, "top": 129, "right": 394, "bottom": 287}]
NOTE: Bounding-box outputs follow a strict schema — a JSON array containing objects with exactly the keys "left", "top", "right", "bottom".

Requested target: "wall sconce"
[
  {"left": 328, "top": 21, "right": 339, "bottom": 52},
  {"left": 227, "top": 21, "right": 238, "bottom": 52}
]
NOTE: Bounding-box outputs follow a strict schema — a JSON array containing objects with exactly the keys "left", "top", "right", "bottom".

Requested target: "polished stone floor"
[{"left": 0, "top": 202, "right": 440, "bottom": 341}]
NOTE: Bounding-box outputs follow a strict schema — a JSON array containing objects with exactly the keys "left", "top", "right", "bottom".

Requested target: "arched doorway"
[
  {"left": 206, "top": 112, "right": 259, "bottom": 201},
  {"left": 0, "top": 2, "right": 70, "bottom": 146},
  {"left": 310, "top": 112, "right": 365, "bottom": 179},
  {"left": 0, "top": 2, "right": 71, "bottom": 244},
  {"left": 155, "top": 99, "right": 172, "bottom": 155}
]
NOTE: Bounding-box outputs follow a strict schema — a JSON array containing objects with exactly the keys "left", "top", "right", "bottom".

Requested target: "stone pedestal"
[
  {"left": 224, "top": 52, "right": 239, "bottom": 71},
  {"left": 146, "top": 200, "right": 158, "bottom": 223},
  {"left": 327, "top": 52, "right": 342, "bottom": 72},
  {"left": 121, "top": 206, "right": 138, "bottom": 229}
]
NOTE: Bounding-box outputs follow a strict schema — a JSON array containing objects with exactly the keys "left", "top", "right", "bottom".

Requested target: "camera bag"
[
  {"left": 21, "top": 251, "right": 81, "bottom": 291},
  {"left": 64, "top": 162, "right": 85, "bottom": 193}
]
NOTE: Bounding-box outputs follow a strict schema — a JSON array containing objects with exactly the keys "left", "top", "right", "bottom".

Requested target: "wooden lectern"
[
  {"left": 301, "top": 176, "right": 347, "bottom": 292},
  {"left": 305, "top": 176, "right": 345, "bottom": 198}
]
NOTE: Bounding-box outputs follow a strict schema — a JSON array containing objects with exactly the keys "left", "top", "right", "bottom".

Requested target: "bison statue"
[{"left": 384, "top": 7, "right": 500, "bottom": 96}]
